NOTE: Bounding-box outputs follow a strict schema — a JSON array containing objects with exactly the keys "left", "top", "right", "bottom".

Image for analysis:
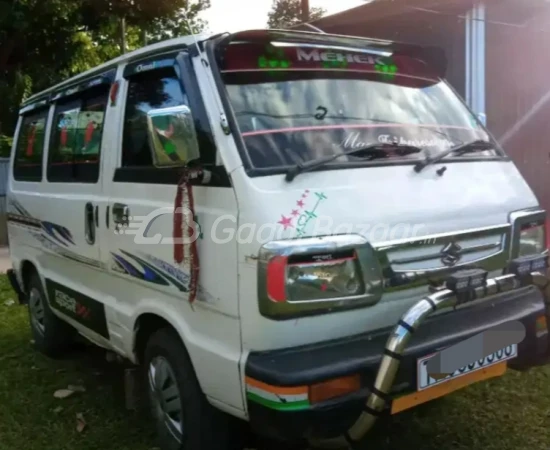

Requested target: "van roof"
[
  {"left": 23, "top": 28, "right": 447, "bottom": 108},
  {"left": 24, "top": 33, "right": 211, "bottom": 106}
]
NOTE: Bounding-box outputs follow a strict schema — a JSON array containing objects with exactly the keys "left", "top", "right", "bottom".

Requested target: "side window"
[
  {"left": 13, "top": 109, "right": 48, "bottom": 181},
  {"left": 47, "top": 88, "right": 108, "bottom": 183},
  {"left": 122, "top": 68, "right": 189, "bottom": 167}
]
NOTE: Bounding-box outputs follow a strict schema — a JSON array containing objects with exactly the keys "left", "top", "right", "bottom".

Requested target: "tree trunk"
[
  {"left": 141, "top": 28, "right": 148, "bottom": 47},
  {"left": 301, "top": 0, "right": 310, "bottom": 22},
  {"left": 120, "top": 17, "right": 127, "bottom": 54}
]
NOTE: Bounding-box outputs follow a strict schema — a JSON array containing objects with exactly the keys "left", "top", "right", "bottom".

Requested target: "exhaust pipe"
[{"left": 309, "top": 259, "right": 548, "bottom": 449}]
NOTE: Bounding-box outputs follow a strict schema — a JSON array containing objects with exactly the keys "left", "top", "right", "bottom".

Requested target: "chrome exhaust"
[{"left": 309, "top": 266, "right": 549, "bottom": 450}]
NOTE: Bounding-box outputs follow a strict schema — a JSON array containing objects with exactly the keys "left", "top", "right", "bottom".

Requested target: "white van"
[{"left": 6, "top": 29, "right": 550, "bottom": 450}]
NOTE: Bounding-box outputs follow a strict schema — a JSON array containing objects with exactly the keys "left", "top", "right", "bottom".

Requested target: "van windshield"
[{"left": 220, "top": 42, "right": 502, "bottom": 172}]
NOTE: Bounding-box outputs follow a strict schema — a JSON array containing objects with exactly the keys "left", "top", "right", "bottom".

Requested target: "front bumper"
[{"left": 246, "top": 284, "right": 550, "bottom": 443}]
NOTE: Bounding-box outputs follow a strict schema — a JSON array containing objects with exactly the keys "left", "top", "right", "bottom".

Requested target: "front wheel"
[{"left": 143, "top": 327, "right": 243, "bottom": 450}]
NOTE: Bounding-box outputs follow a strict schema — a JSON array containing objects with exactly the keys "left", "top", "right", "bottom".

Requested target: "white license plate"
[{"left": 417, "top": 344, "right": 518, "bottom": 391}]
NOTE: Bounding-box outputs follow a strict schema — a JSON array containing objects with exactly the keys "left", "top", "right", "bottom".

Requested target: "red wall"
[{"left": 486, "top": 3, "right": 550, "bottom": 214}]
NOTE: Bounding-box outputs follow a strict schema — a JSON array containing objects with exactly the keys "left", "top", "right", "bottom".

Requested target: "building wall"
[{"left": 485, "top": 3, "right": 550, "bottom": 214}]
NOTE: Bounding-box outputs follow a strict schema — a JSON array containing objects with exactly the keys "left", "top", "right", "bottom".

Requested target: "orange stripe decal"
[{"left": 245, "top": 377, "right": 308, "bottom": 396}]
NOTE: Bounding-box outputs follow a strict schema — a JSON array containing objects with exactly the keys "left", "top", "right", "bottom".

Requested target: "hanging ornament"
[
  {"left": 60, "top": 126, "right": 68, "bottom": 148},
  {"left": 84, "top": 121, "right": 95, "bottom": 145},
  {"left": 26, "top": 124, "right": 37, "bottom": 157},
  {"left": 173, "top": 167, "right": 203, "bottom": 303}
]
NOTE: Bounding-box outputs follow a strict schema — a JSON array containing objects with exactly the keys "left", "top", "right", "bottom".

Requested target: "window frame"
[
  {"left": 46, "top": 85, "right": 110, "bottom": 184},
  {"left": 114, "top": 49, "right": 227, "bottom": 186},
  {"left": 12, "top": 107, "right": 50, "bottom": 182},
  {"left": 121, "top": 61, "right": 188, "bottom": 169},
  {"left": 206, "top": 37, "right": 509, "bottom": 179}
]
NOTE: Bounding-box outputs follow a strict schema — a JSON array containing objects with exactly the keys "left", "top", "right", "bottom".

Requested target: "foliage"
[
  {"left": 267, "top": 0, "right": 326, "bottom": 29},
  {"left": 0, "top": 0, "right": 210, "bottom": 139},
  {"left": 0, "top": 135, "right": 13, "bottom": 157},
  {"left": 143, "top": 0, "right": 211, "bottom": 45}
]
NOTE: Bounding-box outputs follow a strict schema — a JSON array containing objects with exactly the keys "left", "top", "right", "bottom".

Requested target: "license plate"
[
  {"left": 390, "top": 345, "right": 517, "bottom": 415},
  {"left": 418, "top": 344, "right": 517, "bottom": 390}
]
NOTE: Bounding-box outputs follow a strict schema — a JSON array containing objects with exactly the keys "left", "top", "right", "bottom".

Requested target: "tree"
[
  {"left": 267, "top": 0, "right": 326, "bottom": 29},
  {"left": 0, "top": 0, "right": 209, "bottom": 140},
  {"left": 143, "top": 0, "right": 211, "bottom": 45}
]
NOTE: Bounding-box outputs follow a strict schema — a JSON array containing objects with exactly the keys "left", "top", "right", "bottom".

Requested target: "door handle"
[
  {"left": 85, "top": 202, "right": 96, "bottom": 245},
  {"left": 112, "top": 203, "right": 130, "bottom": 229}
]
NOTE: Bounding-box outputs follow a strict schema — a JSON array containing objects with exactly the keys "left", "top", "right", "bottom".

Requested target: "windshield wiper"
[
  {"left": 285, "top": 143, "right": 423, "bottom": 182},
  {"left": 413, "top": 139, "right": 496, "bottom": 173}
]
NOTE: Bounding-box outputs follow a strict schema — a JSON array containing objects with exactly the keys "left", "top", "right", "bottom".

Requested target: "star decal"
[
  {"left": 278, "top": 215, "right": 294, "bottom": 230},
  {"left": 291, "top": 209, "right": 300, "bottom": 217},
  {"left": 297, "top": 199, "right": 305, "bottom": 208}
]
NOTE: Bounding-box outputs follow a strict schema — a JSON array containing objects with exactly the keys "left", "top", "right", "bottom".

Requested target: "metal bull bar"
[{"left": 309, "top": 255, "right": 550, "bottom": 450}]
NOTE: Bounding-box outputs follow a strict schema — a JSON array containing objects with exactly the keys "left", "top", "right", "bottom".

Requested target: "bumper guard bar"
[{"left": 309, "top": 255, "right": 550, "bottom": 449}]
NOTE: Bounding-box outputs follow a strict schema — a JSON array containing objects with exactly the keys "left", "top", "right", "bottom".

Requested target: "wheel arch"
[
  {"left": 133, "top": 312, "right": 185, "bottom": 365},
  {"left": 20, "top": 259, "right": 39, "bottom": 293}
]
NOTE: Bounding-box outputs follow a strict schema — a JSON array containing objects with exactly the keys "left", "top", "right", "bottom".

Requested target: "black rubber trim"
[
  {"left": 398, "top": 319, "right": 415, "bottom": 333},
  {"left": 370, "top": 386, "right": 389, "bottom": 403},
  {"left": 383, "top": 348, "right": 402, "bottom": 361},
  {"left": 495, "top": 279, "right": 503, "bottom": 293},
  {"left": 344, "top": 431, "right": 359, "bottom": 449},
  {"left": 363, "top": 404, "right": 382, "bottom": 417},
  {"left": 113, "top": 166, "right": 231, "bottom": 186},
  {"left": 425, "top": 297, "right": 437, "bottom": 312}
]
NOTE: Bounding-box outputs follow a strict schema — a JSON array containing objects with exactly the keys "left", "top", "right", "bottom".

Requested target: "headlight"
[
  {"left": 519, "top": 221, "right": 546, "bottom": 257},
  {"left": 284, "top": 250, "right": 365, "bottom": 301},
  {"left": 258, "top": 235, "right": 384, "bottom": 320}
]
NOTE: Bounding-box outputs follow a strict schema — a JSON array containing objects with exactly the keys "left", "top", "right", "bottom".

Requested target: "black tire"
[
  {"left": 143, "top": 327, "right": 243, "bottom": 450},
  {"left": 27, "top": 272, "right": 75, "bottom": 357}
]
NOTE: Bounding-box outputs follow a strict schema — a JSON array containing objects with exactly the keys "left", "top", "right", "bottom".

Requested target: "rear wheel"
[
  {"left": 27, "top": 273, "right": 75, "bottom": 357},
  {"left": 143, "top": 327, "right": 243, "bottom": 450}
]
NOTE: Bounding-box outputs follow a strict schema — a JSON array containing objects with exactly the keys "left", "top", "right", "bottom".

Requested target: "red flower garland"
[{"left": 173, "top": 168, "right": 201, "bottom": 303}]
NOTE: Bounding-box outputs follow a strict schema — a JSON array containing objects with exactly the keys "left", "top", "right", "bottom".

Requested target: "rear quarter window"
[{"left": 13, "top": 109, "right": 49, "bottom": 182}]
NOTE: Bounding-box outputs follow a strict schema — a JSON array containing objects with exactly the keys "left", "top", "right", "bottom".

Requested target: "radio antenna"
[{"left": 181, "top": 8, "right": 230, "bottom": 134}]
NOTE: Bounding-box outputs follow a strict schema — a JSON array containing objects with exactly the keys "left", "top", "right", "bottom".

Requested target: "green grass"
[
  {"left": 0, "top": 276, "right": 155, "bottom": 450},
  {"left": 1, "top": 274, "right": 550, "bottom": 450}
]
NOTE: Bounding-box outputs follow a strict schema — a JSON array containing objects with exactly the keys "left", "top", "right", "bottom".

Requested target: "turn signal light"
[{"left": 308, "top": 374, "right": 361, "bottom": 404}]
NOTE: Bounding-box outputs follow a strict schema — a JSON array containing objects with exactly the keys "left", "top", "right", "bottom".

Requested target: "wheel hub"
[
  {"left": 29, "top": 288, "right": 45, "bottom": 335},
  {"left": 148, "top": 356, "right": 183, "bottom": 443}
]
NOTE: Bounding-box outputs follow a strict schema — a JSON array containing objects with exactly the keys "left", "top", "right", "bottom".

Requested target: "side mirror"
[{"left": 146, "top": 105, "right": 200, "bottom": 168}]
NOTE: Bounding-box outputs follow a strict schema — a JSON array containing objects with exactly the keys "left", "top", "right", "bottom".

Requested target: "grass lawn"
[{"left": 1, "top": 274, "right": 550, "bottom": 450}]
